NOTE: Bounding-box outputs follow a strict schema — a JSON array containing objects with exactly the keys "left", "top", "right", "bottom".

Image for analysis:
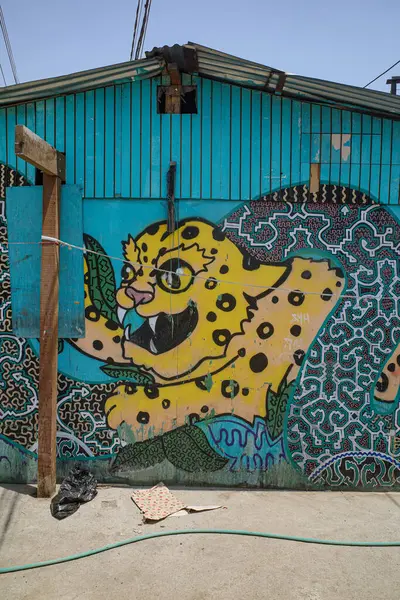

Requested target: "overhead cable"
[
  {"left": 129, "top": 0, "right": 144, "bottom": 61},
  {"left": 135, "top": 0, "right": 152, "bottom": 60},
  {"left": 0, "top": 5, "right": 19, "bottom": 84},
  {"left": 1, "top": 235, "right": 396, "bottom": 302},
  {"left": 0, "top": 61, "right": 6, "bottom": 86},
  {"left": 363, "top": 59, "right": 400, "bottom": 89}
]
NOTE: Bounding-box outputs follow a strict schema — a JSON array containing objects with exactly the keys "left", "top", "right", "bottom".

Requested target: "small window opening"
[{"left": 158, "top": 85, "right": 197, "bottom": 114}]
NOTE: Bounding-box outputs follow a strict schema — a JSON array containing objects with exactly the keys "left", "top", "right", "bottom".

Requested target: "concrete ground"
[{"left": 1, "top": 485, "right": 400, "bottom": 600}]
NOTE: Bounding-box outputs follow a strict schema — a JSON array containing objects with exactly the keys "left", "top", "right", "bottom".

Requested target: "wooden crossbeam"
[
  {"left": 15, "top": 125, "right": 66, "bottom": 181},
  {"left": 14, "top": 125, "right": 64, "bottom": 498}
]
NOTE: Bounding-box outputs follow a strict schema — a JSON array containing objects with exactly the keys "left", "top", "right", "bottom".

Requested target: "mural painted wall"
[{"left": 0, "top": 77, "right": 400, "bottom": 488}]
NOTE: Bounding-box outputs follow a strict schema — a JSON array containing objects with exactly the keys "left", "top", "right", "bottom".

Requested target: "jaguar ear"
[{"left": 122, "top": 235, "right": 140, "bottom": 263}]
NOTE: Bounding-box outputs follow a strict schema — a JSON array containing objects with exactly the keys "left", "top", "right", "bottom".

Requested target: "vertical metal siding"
[{"left": 1, "top": 75, "right": 399, "bottom": 204}]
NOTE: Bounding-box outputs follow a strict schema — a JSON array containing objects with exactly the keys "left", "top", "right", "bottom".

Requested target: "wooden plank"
[
  {"left": 7, "top": 185, "right": 84, "bottom": 337},
  {"left": 14, "top": 125, "right": 65, "bottom": 180},
  {"left": 37, "top": 173, "right": 60, "bottom": 498},
  {"left": 310, "top": 163, "right": 321, "bottom": 193}
]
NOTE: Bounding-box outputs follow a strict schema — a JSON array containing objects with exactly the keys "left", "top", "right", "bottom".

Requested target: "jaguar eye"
[
  {"left": 156, "top": 258, "right": 194, "bottom": 293},
  {"left": 121, "top": 264, "right": 136, "bottom": 283}
]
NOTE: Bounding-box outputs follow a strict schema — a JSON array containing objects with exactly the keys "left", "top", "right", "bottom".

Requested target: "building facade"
[{"left": 1, "top": 43, "right": 400, "bottom": 488}]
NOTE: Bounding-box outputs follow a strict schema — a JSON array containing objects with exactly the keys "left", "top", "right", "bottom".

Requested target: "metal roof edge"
[{"left": 1, "top": 42, "right": 399, "bottom": 118}]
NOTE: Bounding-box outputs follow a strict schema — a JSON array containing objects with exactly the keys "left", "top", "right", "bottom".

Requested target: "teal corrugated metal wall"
[{"left": 0, "top": 75, "right": 399, "bottom": 203}]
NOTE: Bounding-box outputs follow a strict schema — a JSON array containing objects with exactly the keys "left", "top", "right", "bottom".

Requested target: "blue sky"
[{"left": 1, "top": 0, "right": 399, "bottom": 92}]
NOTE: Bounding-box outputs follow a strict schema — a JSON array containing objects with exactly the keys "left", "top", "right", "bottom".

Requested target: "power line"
[
  {"left": 0, "top": 61, "right": 6, "bottom": 86},
  {"left": 363, "top": 59, "right": 400, "bottom": 89},
  {"left": 0, "top": 5, "right": 19, "bottom": 84},
  {"left": 130, "top": 0, "right": 144, "bottom": 61},
  {"left": 134, "top": 0, "right": 152, "bottom": 60},
  {"left": 2, "top": 235, "right": 397, "bottom": 302}
]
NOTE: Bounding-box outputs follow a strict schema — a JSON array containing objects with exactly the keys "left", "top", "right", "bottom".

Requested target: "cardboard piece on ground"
[{"left": 131, "top": 482, "right": 223, "bottom": 522}]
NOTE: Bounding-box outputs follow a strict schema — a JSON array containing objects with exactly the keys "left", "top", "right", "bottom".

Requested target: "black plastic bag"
[{"left": 50, "top": 466, "right": 97, "bottom": 520}]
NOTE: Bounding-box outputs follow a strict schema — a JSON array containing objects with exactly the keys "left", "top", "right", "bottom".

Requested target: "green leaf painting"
[
  {"left": 100, "top": 363, "right": 155, "bottom": 385},
  {"left": 266, "top": 378, "right": 295, "bottom": 440},
  {"left": 84, "top": 233, "right": 118, "bottom": 323},
  {"left": 111, "top": 424, "right": 228, "bottom": 473}
]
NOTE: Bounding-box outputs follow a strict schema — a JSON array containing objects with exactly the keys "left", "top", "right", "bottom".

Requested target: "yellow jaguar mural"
[{"left": 72, "top": 218, "right": 346, "bottom": 437}]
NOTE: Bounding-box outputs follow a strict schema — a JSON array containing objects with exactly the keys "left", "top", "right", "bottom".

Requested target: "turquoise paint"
[
  {"left": 301, "top": 103, "right": 310, "bottom": 133},
  {"left": 221, "top": 83, "right": 231, "bottom": 199},
  {"left": 105, "top": 86, "right": 115, "bottom": 198},
  {"left": 160, "top": 112, "right": 171, "bottom": 199},
  {"left": 230, "top": 86, "right": 241, "bottom": 200},
  {"left": 95, "top": 88, "right": 105, "bottom": 197},
  {"left": 291, "top": 100, "right": 301, "bottom": 186},
  {"left": 241, "top": 88, "right": 251, "bottom": 199},
  {"left": 6, "top": 106, "right": 16, "bottom": 169},
  {"left": 0, "top": 109, "right": 6, "bottom": 167},
  {"left": 45, "top": 98, "right": 55, "bottom": 147},
  {"left": 321, "top": 106, "right": 331, "bottom": 133},
  {"left": 114, "top": 85, "right": 122, "bottom": 197},
  {"left": 271, "top": 96, "right": 281, "bottom": 190},
  {"left": 261, "top": 93, "right": 271, "bottom": 195},
  {"left": 26, "top": 103, "right": 36, "bottom": 183},
  {"left": 1, "top": 73, "right": 400, "bottom": 489},
  {"left": 281, "top": 98, "right": 291, "bottom": 188},
  {"left": 65, "top": 95, "right": 75, "bottom": 185},
  {"left": 211, "top": 81, "right": 222, "bottom": 199},
  {"left": 331, "top": 109, "right": 341, "bottom": 134},
  {"left": 75, "top": 93, "right": 85, "bottom": 190},
  {"left": 251, "top": 91, "right": 261, "bottom": 199},
  {"left": 55, "top": 97, "right": 65, "bottom": 153},
  {"left": 191, "top": 76, "right": 201, "bottom": 199},
  {"left": 4, "top": 79, "right": 397, "bottom": 204},
  {"left": 85, "top": 90, "right": 95, "bottom": 198},
  {"left": 141, "top": 80, "right": 151, "bottom": 198},
  {"left": 171, "top": 114, "right": 181, "bottom": 198},
  {"left": 150, "top": 78, "right": 161, "bottom": 198},
  {"left": 201, "top": 78, "right": 211, "bottom": 199},
  {"left": 131, "top": 81, "right": 141, "bottom": 198},
  {"left": 121, "top": 83, "right": 131, "bottom": 198},
  {"left": 16, "top": 104, "right": 26, "bottom": 178},
  {"left": 7, "top": 185, "right": 84, "bottom": 338}
]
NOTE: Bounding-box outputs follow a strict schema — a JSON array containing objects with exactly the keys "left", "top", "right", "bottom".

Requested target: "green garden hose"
[{"left": 1, "top": 528, "right": 400, "bottom": 574}]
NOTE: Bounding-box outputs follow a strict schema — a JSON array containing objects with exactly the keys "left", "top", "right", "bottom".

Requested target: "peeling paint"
[{"left": 331, "top": 133, "right": 351, "bottom": 161}]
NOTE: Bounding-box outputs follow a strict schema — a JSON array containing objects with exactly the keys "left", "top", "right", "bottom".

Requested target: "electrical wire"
[
  {"left": 0, "top": 5, "right": 19, "bottom": 84},
  {"left": 1, "top": 528, "right": 400, "bottom": 574},
  {"left": 1, "top": 234, "right": 397, "bottom": 302},
  {"left": 0, "top": 61, "right": 6, "bottom": 86},
  {"left": 134, "top": 0, "right": 152, "bottom": 60},
  {"left": 129, "top": 0, "right": 144, "bottom": 61},
  {"left": 363, "top": 59, "right": 400, "bottom": 89}
]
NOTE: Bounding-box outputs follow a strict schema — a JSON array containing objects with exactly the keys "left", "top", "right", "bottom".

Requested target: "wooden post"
[
  {"left": 37, "top": 174, "right": 60, "bottom": 497},
  {"left": 15, "top": 125, "right": 65, "bottom": 498}
]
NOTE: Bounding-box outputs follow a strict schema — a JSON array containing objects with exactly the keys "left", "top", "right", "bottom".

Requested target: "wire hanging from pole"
[
  {"left": 363, "top": 59, "right": 400, "bottom": 89},
  {"left": 129, "top": 0, "right": 144, "bottom": 61},
  {"left": 0, "top": 61, "right": 6, "bottom": 86},
  {"left": 134, "top": 0, "right": 152, "bottom": 60},
  {"left": 0, "top": 5, "right": 19, "bottom": 84}
]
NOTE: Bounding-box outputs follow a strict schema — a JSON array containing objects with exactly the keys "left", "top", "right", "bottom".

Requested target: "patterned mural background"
[{"left": 1, "top": 162, "right": 400, "bottom": 487}]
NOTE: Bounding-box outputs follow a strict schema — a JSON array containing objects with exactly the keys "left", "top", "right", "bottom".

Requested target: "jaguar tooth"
[
  {"left": 124, "top": 324, "right": 131, "bottom": 340},
  {"left": 148, "top": 316, "right": 158, "bottom": 333},
  {"left": 150, "top": 339, "right": 158, "bottom": 354},
  {"left": 117, "top": 307, "right": 127, "bottom": 325}
]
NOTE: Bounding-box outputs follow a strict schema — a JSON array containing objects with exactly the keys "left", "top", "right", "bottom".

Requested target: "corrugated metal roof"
[
  {"left": 0, "top": 56, "right": 163, "bottom": 106},
  {"left": 190, "top": 43, "right": 400, "bottom": 119},
  {"left": 1, "top": 42, "right": 400, "bottom": 119}
]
